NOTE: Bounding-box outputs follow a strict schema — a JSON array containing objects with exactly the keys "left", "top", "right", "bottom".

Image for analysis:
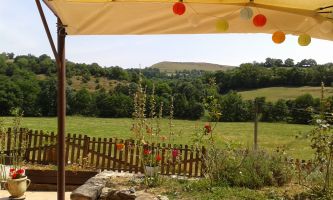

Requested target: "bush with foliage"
[{"left": 193, "top": 80, "right": 293, "bottom": 189}]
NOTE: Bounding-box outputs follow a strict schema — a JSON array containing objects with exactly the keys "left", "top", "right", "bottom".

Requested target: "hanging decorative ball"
[
  {"left": 240, "top": 7, "right": 253, "bottom": 20},
  {"left": 253, "top": 14, "right": 267, "bottom": 27},
  {"left": 173, "top": 2, "right": 186, "bottom": 15},
  {"left": 188, "top": 14, "right": 200, "bottom": 27},
  {"left": 320, "top": 20, "right": 333, "bottom": 33},
  {"left": 216, "top": 19, "right": 229, "bottom": 32},
  {"left": 298, "top": 34, "right": 311, "bottom": 46},
  {"left": 272, "top": 31, "right": 286, "bottom": 44}
]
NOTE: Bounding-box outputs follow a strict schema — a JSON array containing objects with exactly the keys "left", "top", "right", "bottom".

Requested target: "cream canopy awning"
[{"left": 43, "top": 0, "right": 333, "bottom": 40}]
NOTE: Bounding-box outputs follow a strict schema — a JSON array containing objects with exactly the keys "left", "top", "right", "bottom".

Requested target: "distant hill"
[{"left": 151, "top": 61, "right": 235, "bottom": 73}]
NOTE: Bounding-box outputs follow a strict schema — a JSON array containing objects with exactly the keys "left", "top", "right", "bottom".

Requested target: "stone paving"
[{"left": 0, "top": 191, "right": 71, "bottom": 200}]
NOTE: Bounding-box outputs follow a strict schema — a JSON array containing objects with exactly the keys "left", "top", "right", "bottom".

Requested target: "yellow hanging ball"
[
  {"left": 272, "top": 31, "right": 285, "bottom": 44},
  {"left": 216, "top": 19, "right": 229, "bottom": 32},
  {"left": 298, "top": 34, "right": 311, "bottom": 46}
]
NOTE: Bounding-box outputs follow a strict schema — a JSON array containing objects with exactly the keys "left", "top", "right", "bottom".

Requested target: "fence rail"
[{"left": 0, "top": 128, "right": 206, "bottom": 177}]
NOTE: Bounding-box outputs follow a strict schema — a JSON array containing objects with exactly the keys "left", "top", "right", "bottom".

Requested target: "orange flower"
[
  {"left": 156, "top": 154, "right": 162, "bottom": 161},
  {"left": 116, "top": 143, "right": 125, "bottom": 151},
  {"left": 146, "top": 128, "right": 152, "bottom": 134},
  {"left": 160, "top": 136, "right": 167, "bottom": 141}
]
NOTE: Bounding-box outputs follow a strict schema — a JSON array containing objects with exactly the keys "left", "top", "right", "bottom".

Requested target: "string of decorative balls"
[{"left": 172, "top": 1, "right": 333, "bottom": 46}]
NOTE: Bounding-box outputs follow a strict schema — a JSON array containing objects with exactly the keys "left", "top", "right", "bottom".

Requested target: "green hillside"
[
  {"left": 238, "top": 86, "right": 333, "bottom": 101},
  {"left": 151, "top": 61, "right": 235, "bottom": 73}
]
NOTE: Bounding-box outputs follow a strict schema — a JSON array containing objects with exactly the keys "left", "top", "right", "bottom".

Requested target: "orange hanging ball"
[
  {"left": 272, "top": 31, "right": 286, "bottom": 44},
  {"left": 173, "top": 2, "right": 186, "bottom": 15},
  {"left": 253, "top": 14, "right": 267, "bottom": 27}
]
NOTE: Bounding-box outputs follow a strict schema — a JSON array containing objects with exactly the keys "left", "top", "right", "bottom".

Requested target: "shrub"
[{"left": 204, "top": 148, "right": 293, "bottom": 189}]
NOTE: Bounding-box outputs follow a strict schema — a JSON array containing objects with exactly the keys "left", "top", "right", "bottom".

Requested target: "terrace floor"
[{"left": 0, "top": 191, "right": 71, "bottom": 200}]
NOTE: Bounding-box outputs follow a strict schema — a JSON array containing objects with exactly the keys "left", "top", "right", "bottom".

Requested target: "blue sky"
[{"left": 1, "top": 1, "right": 333, "bottom": 68}]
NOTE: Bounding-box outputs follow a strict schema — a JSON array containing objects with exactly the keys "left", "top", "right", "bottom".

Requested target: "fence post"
[
  {"left": 25, "top": 130, "right": 33, "bottom": 162},
  {"left": 6, "top": 128, "right": 11, "bottom": 157},
  {"left": 82, "top": 135, "right": 90, "bottom": 159},
  {"left": 201, "top": 146, "right": 207, "bottom": 177}
]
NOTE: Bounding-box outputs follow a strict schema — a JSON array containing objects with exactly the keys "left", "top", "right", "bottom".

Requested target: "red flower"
[
  {"left": 144, "top": 149, "right": 151, "bottom": 155},
  {"left": 10, "top": 168, "right": 15, "bottom": 173},
  {"left": 156, "top": 154, "right": 162, "bottom": 161},
  {"left": 204, "top": 123, "right": 212, "bottom": 134},
  {"left": 17, "top": 169, "right": 24, "bottom": 175},
  {"left": 172, "top": 149, "right": 179, "bottom": 158},
  {"left": 12, "top": 173, "right": 17, "bottom": 179}
]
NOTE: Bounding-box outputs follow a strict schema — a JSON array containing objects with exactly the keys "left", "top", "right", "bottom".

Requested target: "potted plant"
[
  {"left": 143, "top": 148, "right": 161, "bottom": 176},
  {"left": 4, "top": 168, "right": 31, "bottom": 198}
]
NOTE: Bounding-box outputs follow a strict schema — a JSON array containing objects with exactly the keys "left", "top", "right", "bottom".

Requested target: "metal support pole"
[
  {"left": 35, "top": 0, "right": 60, "bottom": 65},
  {"left": 254, "top": 100, "right": 258, "bottom": 151},
  {"left": 57, "top": 18, "right": 66, "bottom": 200}
]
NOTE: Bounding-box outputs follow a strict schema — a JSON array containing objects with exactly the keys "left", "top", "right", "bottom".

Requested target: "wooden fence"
[{"left": 1, "top": 128, "right": 206, "bottom": 177}]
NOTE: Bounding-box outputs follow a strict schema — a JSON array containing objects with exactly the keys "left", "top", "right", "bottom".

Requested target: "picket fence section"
[{"left": 1, "top": 128, "right": 206, "bottom": 177}]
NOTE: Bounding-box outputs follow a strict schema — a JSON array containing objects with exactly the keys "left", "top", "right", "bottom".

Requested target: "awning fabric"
[{"left": 43, "top": 0, "right": 333, "bottom": 40}]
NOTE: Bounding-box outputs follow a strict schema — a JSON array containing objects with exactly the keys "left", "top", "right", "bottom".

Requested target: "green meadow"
[
  {"left": 2, "top": 116, "right": 313, "bottom": 160},
  {"left": 238, "top": 86, "right": 333, "bottom": 101}
]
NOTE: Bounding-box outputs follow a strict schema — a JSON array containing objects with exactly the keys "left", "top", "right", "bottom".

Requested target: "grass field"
[
  {"left": 151, "top": 61, "right": 234, "bottom": 73},
  {"left": 238, "top": 86, "right": 333, "bottom": 101},
  {"left": 2, "top": 116, "right": 314, "bottom": 159}
]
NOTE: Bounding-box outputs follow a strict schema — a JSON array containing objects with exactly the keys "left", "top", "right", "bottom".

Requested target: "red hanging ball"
[
  {"left": 253, "top": 14, "right": 267, "bottom": 27},
  {"left": 173, "top": 2, "right": 186, "bottom": 15}
]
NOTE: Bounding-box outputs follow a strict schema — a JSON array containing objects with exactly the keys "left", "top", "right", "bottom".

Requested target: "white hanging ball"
[
  {"left": 320, "top": 20, "right": 333, "bottom": 33},
  {"left": 240, "top": 7, "right": 253, "bottom": 20},
  {"left": 304, "top": 17, "right": 316, "bottom": 26},
  {"left": 188, "top": 14, "right": 200, "bottom": 27}
]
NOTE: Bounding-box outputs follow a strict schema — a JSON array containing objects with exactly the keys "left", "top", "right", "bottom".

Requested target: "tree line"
[{"left": 1, "top": 52, "right": 333, "bottom": 124}]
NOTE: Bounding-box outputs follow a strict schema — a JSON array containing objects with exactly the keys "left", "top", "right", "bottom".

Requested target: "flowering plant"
[
  {"left": 143, "top": 147, "right": 161, "bottom": 167},
  {"left": 9, "top": 168, "right": 25, "bottom": 179},
  {"left": 116, "top": 143, "right": 125, "bottom": 151}
]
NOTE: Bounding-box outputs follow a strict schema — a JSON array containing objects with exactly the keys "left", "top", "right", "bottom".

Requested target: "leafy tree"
[
  {"left": 290, "top": 94, "right": 316, "bottom": 124},
  {"left": 0, "top": 76, "right": 22, "bottom": 115},
  {"left": 155, "top": 82, "right": 172, "bottom": 97},
  {"left": 38, "top": 78, "right": 57, "bottom": 116},
  {"left": 186, "top": 101, "right": 204, "bottom": 120},
  {"left": 72, "top": 88, "right": 93, "bottom": 115},
  {"left": 284, "top": 58, "right": 294, "bottom": 67},
  {"left": 173, "top": 94, "right": 188, "bottom": 119},
  {"left": 272, "top": 99, "right": 289, "bottom": 122},
  {"left": 296, "top": 59, "right": 317, "bottom": 68},
  {"left": 108, "top": 93, "right": 133, "bottom": 117},
  {"left": 96, "top": 92, "right": 133, "bottom": 118},
  {"left": 219, "top": 92, "right": 248, "bottom": 122}
]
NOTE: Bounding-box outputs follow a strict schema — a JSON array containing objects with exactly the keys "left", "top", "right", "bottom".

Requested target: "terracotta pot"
[
  {"left": 144, "top": 166, "right": 159, "bottom": 177},
  {"left": 4, "top": 177, "right": 31, "bottom": 198}
]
